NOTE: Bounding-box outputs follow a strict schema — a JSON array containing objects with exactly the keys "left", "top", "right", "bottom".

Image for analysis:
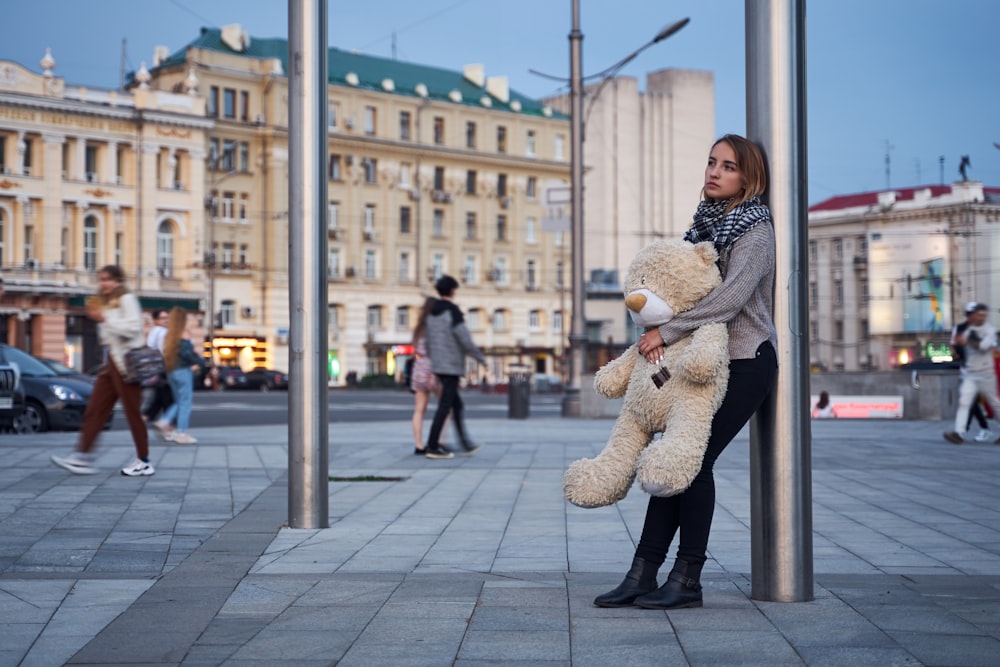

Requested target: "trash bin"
[{"left": 508, "top": 368, "right": 531, "bottom": 419}]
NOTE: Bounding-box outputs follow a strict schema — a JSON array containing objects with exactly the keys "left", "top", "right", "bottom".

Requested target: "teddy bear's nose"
[{"left": 625, "top": 292, "right": 647, "bottom": 313}]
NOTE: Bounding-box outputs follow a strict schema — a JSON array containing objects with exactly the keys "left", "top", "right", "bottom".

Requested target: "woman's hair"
[
  {"left": 162, "top": 307, "right": 188, "bottom": 371},
  {"left": 96, "top": 265, "right": 128, "bottom": 307},
  {"left": 816, "top": 391, "right": 830, "bottom": 409},
  {"left": 412, "top": 296, "right": 437, "bottom": 343},
  {"left": 706, "top": 134, "right": 769, "bottom": 212},
  {"left": 152, "top": 309, "right": 169, "bottom": 321}
]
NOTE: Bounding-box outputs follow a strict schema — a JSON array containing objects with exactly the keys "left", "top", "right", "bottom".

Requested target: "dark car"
[
  {"left": 0, "top": 344, "right": 109, "bottom": 433},
  {"left": 0, "top": 363, "right": 27, "bottom": 431},
  {"left": 38, "top": 358, "right": 96, "bottom": 385},
  {"left": 195, "top": 365, "right": 248, "bottom": 391},
  {"left": 243, "top": 368, "right": 288, "bottom": 392}
]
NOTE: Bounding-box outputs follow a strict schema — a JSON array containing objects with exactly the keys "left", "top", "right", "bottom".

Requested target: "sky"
[{"left": 4, "top": 0, "right": 999, "bottom": 205}]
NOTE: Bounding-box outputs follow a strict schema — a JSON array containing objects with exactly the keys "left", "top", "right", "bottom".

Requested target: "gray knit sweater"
[
  {"left": 657, "top": 221, "right": 777, "bottom": 360},
  {"left": 425, "top": 299, "right": 487, "bottom": 376}
]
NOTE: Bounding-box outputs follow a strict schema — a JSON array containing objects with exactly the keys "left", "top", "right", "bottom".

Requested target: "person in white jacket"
[
  {"left": 51, "top": 265, "right": 154, "bottom": 476},
  {"left": 944, "top": 302, "right": 1000, "bottom": 445}
]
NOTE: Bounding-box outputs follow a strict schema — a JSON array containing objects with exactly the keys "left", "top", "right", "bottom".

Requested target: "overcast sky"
[{"left": 5, "top": 0, "right": 999, "bottom": 204}]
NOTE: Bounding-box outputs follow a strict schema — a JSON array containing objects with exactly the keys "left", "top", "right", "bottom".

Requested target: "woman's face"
[
  {"left": 97, "top": 271, "right": 122, "bottom": 295},
  {"left": 704, "top": 141, "right": 744, "bottom": 201}
]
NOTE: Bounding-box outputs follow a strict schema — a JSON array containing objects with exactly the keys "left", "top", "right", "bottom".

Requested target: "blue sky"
[{"left": 5, "top": 0, "right": 999, "bottom": 205}]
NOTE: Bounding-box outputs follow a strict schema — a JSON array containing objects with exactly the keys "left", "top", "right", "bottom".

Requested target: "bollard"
[{"left": 508, "top": 369, "right": 531, "bottom": 419}]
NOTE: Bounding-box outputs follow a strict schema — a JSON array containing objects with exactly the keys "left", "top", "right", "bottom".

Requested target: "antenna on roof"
[
  {"left": 119, "top": 38, "right": 127, "bottom": 90},
  {"left": 884, "top": 140, "right": 894, "bottom": 189},
  {"left": 939, "top": 155, "right": 945, "bottom": 185},
  {"left": 392, "top": 31, "right": 397, "bottom": 60}
]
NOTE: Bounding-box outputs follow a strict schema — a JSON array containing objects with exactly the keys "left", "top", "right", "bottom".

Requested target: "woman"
[
  {"left": 594, "top": 134, "right": 778, "bottom": 610},
  {"left": 51, "top": 265, "right": 154, "bottom": 476},
  {"left": 156, "top": 307, "right": 202, "bottom": 444},
  {"left": 142, "top": 309, "right": 173, "bottom": 424},
  {"left": 410, "top": 296, "right": 445, "bottom": 454},
  {"left": 813, "top": 391, "right": 836, "bottom": 418}
]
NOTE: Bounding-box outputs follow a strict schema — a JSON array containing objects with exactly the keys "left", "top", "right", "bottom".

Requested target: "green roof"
[{"left": 156, "top": 27, "right": 564, "bottom": 119}]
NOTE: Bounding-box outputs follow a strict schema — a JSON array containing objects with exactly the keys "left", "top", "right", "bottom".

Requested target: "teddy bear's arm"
[
  {"left": 674, "top": 323, "right": 729, "bottom": 384},
  {"left": 593, "top": 345, "right": 640, "bottom": 398}
]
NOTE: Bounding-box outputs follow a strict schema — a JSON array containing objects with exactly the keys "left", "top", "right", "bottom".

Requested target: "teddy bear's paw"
[
  {"left": 640, "top": 478, "right": 685, "bottom": 498},
  {"left": 563, "top": 459, "right": 634, "bottom": 508}
]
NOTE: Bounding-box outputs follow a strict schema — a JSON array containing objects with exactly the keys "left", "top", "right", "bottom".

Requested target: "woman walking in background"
[
  {"left": 51, "top": 265, "right": 154, "bottom": 476},
  {"left": 142, "top": 309, "right": 173, "bottom": 425},
  {"left": 411, "top": 297, "right": 445, "bottom": 454},
  {"left": 155, "top": 307, "right": 203, "bottom": 444}
]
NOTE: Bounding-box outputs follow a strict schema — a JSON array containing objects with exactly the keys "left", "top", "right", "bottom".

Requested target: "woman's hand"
[
  {"left": 638, "top": 328, "right": 664, "bottom": 364},
  {"left": 86, "top": 306, "right": 105, "bottom": 323}
]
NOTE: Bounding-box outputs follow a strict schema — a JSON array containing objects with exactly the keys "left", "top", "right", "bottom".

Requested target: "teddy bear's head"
[{"left": 623, "top": 240, "right": 721, "bottom": 329}]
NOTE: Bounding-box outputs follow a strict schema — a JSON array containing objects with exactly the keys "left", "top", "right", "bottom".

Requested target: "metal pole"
[
  {"left": 746, "top": 0, "right": 813, "bottom": 601},
  {"left": 287, "top": 0, "right": 329, "bottom": 529},
  {"left": 562, "top": 0, "right": 585, "bottom": 417}
]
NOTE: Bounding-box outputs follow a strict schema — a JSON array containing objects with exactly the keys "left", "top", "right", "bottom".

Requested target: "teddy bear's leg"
[
  {"left": 636, "top": 406, "right": 713, "bottom": 498},
  {"left": 564, "top": 415, "right": 653, "bottom": 508}
]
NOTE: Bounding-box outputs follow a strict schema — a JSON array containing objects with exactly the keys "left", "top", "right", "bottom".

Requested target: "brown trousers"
[{"left": 77, "top": 362, "right": 149, "bottom": 459}]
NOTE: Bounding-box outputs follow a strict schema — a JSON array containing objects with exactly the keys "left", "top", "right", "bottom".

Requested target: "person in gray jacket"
[{"left": 424, "top": 275, "right": 487, "bottom": 459}]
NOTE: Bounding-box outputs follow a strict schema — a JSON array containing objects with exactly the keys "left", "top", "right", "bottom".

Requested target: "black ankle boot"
[
  {"left": 634, "top": 561, "right": 703, "bottom": 609},
  {"left": 593, "top": 557, "right": 660, "bottom": 608}
]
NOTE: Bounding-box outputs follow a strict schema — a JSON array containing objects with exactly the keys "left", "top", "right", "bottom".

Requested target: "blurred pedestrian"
[
  {"left": 951, "top": 302, "right": 992, "bottom": 441},
  {"left": 424, "top": 275, "right": 487, "bottom": 459},
  {"left": 51, "top": 265, "right": 154, "bottom": 476},
  {"left": 812, "top": 391, "right": 837, "bottom": 418},
  {"left": 156, "top": 307, "right": 203, "bottom": 444},
  {"left": 142, "top": 309, "right": 174, "bottom": 425},
  {"left": 944, "top": 302, "right": 1000, "bottom": 444}
]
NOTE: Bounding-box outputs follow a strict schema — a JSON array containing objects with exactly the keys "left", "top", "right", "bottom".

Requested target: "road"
[{"left": 109, "top": 388, "right": 566, "bottom": 429}]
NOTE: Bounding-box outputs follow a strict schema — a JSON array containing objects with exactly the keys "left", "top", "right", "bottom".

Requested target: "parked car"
[
  {"left": 243, "top": 368, "right": 288, "bottom": 392},
  {"left": 38, "top": 358, "right": 96, "bottom": 385},
  {"left": 195, "top": 364, "right": 248, "bottom": 391},
  {"left": 0, "top": 344, "right": 110, "bottom": 433},
  {"left": 0, "top": 363, "right": 26, "bottom": 431}
]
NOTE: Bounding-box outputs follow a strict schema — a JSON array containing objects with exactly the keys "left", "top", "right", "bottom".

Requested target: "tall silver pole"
[
  {"left": 287, "top": 0, "right": 329, "bottom": 529},
  {"left": 746, "top": 0, "right": 813, "bottom": 601},
  {"left": 562, "top": 0, "right": 585, "bottom": 417}
]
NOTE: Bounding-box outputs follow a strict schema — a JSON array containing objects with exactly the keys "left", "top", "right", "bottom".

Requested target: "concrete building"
[
  {"left": 807, "top": 181, "right": 1000, "bottom": 371},
  {"left": 542, "top": 70, "right": 715, "bottom": 354},
  {"left": 0, "top": 52, "right": 210, "bottom": 370}
]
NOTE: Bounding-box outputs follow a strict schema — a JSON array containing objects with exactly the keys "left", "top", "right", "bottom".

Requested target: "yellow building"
[
  {"left": 0, "top": 53, "right": 210, "bottom": 370},
  {"left": 145, "top": 24, "right": 571, "bottom": 384}
]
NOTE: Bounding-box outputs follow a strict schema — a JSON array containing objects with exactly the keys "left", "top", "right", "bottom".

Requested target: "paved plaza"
[{"left": 1, "top": 414, "right": 999, "bottom": 666}]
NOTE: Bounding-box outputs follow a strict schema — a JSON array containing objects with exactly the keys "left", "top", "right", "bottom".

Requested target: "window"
[
  {"left": 464, "top": 255, "right": 477, "bottom": 285},
  {"left": 434, "top": 166, "right": 445, "bottom": 191},
  {"left": 396, "top": 305, "right": 409, "bottom": 329},
  {"left": 834, "top": 279, "right": 843, "bottom": 305},
  {"left": 328, "top": 154, "right": 342, "bottom": 181},
  {"left": 83, "top": 215, "right": 97, "bottom": 270},
  {"left": 466, "top": 121, "right": 476, "bottom": 148},
  {"left": 400, "top": 163, "right": 411, "bottom": 188},
  {"left": 553, "top": 310, "right": 563, "bottom": 333},
  {"left": 465, "top": 212, "right": 476, "bottom": 240},
  {"left": 433, "top": 209, "right": 444, "bottom": 237},
  {"left": 223, "top": 88, "right": 236, "bottom": 118},
  {"left": 85, "top": 144, "right": 98, "bottom": 182},
  {"left": 221, "top": 299, "right": 236, "bottom": 326},
  {"left": 239, "top": 142, "right": 249, "bottom": 172},
  {"left": 239, "top": 244, "right": 248, "bottom": 268},
  {"left": 157, "top": 219, "right": 174, "bottom": 277},
  {"left": 431, "top": 253, "right": 444, "bottom": 281},
  {"left": 364, "top": 250, "right": 376, "bottom": 279},
  {"left": 398, "top": 252, "right": 410, "bottom": 282},
  {"left": 556, "top": 260, "right": 564, "bottom": 288},
  {"left": 222, "top": 140, "right": 236, "bottom": 171},
  {"left": 834, "top": 238, "right": 843, "bottom": 260},
  {"left": 0, "top": 134, "right": 7, "bottom": 173},
  {"left": 115, "top": 232, "right": 123, "bottom": 267},
  {"left": 496, "top": 215, "right": 507, "bottom": 241},
  {"left": 116, "top": 145, "right": 126, "bottom": 183},
  {"left": 399, "top": 206, "right": 411, "bottom": 234},
  {"left": 240, "top": 91, "right": 249, "bottom": 121},
  {"left": 239, "top": 194, "right": 248, "bottom": 223},
  {"left": 221, "top": 191, "right": 235, "bottom": 220},
  {"left": 468, "top": 308, "right": 481, "bottom": 330},
  {"left": 526, "top": 130, "right": 536, "bottom": 156},
  {"left": 527, "top": 176, "right": 537, "bottom": 200},
  {"left": 328, "top": 201, "right": 339, "bottom": 233},
  {"left": 497, "top": 126, "right": 507, "bottom": 153},
  {"left": 809, "top": 240, "right": 817, "bottom": 261},
  {"left": 363, "top": 205, "right": 375, "bottom": 237},
  {"left": 0, "top": 208, "right": 5, "bottom": 267},
  {"left": 207, "top": 86, "right": 219, "bottom": 117},
  {"left": 364, "top": 106, "right": 376, "bottom": 135},
  {"left": 209, "top": 138, "right": 220, "bottom": 166},
  {"left": 466, "top": 170, "right": 477, "bottom": 195},
  {"left": 834, "top": 320, "right": 844, "bottom": 342},
  {"left": 328, "top": 101, "right": 339, "bottom": 128},
  {"left": 362, "top": 157, "right": 377, "bottom": 184},
  {"left": 367, "top": 306, "right": 382, "bottom": 329},
  {"left": 328, "top": 303, "right": 341, "bottom": 328},
  {"left": 495, "top": 257, "right": 508, "bottom": 284},
  {"left": 399, "top": 111, "right": 411, "bottom": 140},
  {"left": 328, "top": 248, "right": 341, "bottom": 278},
  {"left": 525, "top": 217, "right": 537, "bottom": 243},
  {"left": 810, "top": 320, "right": 818, "bottom": 341},
  {"left": 22, "top": 137, "right": 32, "bottom": 175},
  {"left": 497, "top": 173, "right": 507, "bottom": 197},
  {"left": 809, "top": 281, "right": 817, "bottom": 304},
  {"left": 529, "top": 310, "right": 541, "bottom": 330},
  {"left": 526, "top": 259, "right": 537, "bottom": 289},
  {"left": 492, "top": 309, "right": 506, "bottom": 330},
  {"left": 433, "top": 117, "right": 445, "bottom": 145},
  {"left": 554, "top": 134, "right": 564, "bottom": 160},
  {"left": 222, "top": 243, "right": 234, "bottom": 269}
]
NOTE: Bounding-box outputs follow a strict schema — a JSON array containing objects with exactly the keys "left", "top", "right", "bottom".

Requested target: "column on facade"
[
  {"left": 136, "top": 141, "right": 160, "bottom": 284},
  {"left": 106, "top": 140, "right": 118, "bottom": 185},
  {"left": 74, "top": 200, "right": 88, "bottom": 272},
  {"left": 16, "top": 131, "right": 26, "bottom": 176},
  {"left": 41, "top": 133, "right": 65, "bottom": 266},
  {"left": 75, "top": 134, "right": 86, "bottom": 181}
]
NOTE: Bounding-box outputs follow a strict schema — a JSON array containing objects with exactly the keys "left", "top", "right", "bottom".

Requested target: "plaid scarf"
[{"left": 683, "top": 196, "right": 771, "bottom": 253}]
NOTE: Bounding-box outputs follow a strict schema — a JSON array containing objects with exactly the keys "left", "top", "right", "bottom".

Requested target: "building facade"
[
  {"left": 0, "top": 53, "right": 210, "bottom": 370},
  {"left": 808, "top": 181, "right": 1000, "bottom": 371}
]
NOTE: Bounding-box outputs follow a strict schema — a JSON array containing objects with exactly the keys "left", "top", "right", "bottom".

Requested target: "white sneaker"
[
  {"left": 975, "top": 429, "right": 993, "bottom": 442},
  {"left": 121, "top": 458, "right": 155, "bottom": 477},
  {"left": 171, "top": 432, "right": 197, "bottom": 444},
  {"left": 51, "top": 452, "right": 97, "bottom": 475},
  {"left": 153, "top": 420, "right": 171, "bottom": 440}
]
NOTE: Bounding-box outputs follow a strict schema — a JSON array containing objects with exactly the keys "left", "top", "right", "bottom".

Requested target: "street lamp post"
[{"left": 559, "top": 1, "right": 689, "bottom": 417}]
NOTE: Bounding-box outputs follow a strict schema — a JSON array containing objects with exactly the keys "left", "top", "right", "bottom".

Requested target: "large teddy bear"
[{"left": 563, "top": 239, "right": 730, "bottom": 508}]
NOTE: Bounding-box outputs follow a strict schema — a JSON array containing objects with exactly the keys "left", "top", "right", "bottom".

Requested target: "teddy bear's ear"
[{"left": 692, "top": 242, "right": 719, "bottom": 266}]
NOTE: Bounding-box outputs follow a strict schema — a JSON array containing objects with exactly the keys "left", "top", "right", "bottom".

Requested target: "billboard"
[{"left": 868, "top": 229, "right": 951, "bottom": 334}]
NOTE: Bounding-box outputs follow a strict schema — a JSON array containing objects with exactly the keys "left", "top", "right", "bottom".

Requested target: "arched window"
[
  {"left": 157, "top": 219, "right": 175, "bottom": 277},
  {"left": 83, "top": 215, "right": 98, "bottom": 271}
]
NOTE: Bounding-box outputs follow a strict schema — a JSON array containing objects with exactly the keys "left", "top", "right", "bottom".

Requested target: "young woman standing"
[
  {"left": 410, "top": 297, "right": 442, "bottom": 455},
  {"left": 157, "top": 307, "right": 203, "bottom": 444},
  {"left": 594, "top": 134, "right": 778, "bottom": 610}
]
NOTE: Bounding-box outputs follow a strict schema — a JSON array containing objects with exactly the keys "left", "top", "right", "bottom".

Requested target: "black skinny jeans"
[
  {"left": 635, "top": 341, "right": 778, "bottom": 578},
  {"left": 428, "top": 374, "right": 471, "bottom": 449}
]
